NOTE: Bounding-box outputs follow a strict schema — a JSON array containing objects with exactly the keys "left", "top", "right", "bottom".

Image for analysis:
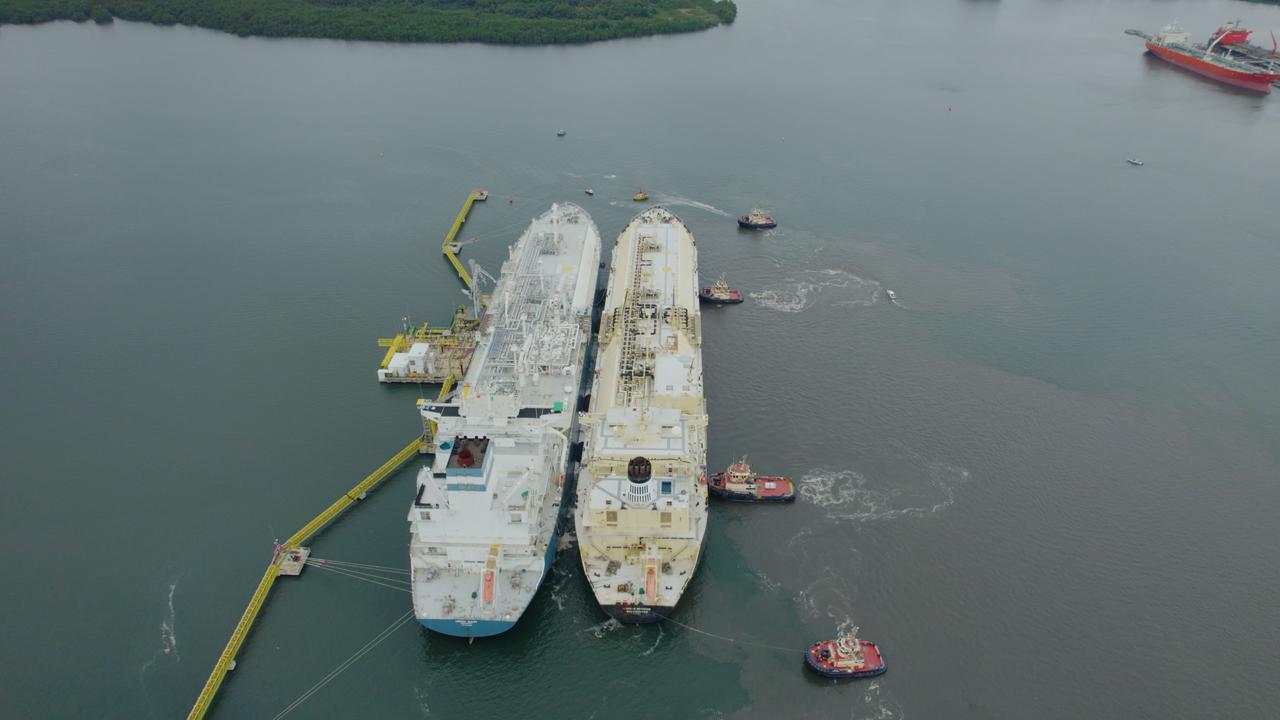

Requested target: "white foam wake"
[
  {"left": 161, "top": 581, "right": 179, "bottom": 658},
  {"left": 858, "top": 680, "right": 905, "bottom": 719},
  {"left": 750, "top": 269, "right": 881, "bottom": 313},
  {"left": 584, "top": 617, "right": 624, "bottom": 638},
  {"left": 797, "top": 461, "right": 971, "bottom": 522},
  {"left": 641, "top": 625, "right": 665, "bottom": 656},
  {"left": 651, "top": 193, "right": 732, "bottom": 217},
  {"left": 139, "top": 579, "right": 182, "bottom": 715}
]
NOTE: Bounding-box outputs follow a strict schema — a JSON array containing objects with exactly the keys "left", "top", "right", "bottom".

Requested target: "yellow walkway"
[
  {"left": 441, "top": 189, "right": 487, "bottom": 287},
  {"left": 187, "top": 435, "right": 427, "bottom": 719}
]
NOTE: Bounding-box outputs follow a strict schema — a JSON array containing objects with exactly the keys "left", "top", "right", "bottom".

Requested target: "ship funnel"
[{"left": 626, "top": 456, "right": 654, "bottom": 505}]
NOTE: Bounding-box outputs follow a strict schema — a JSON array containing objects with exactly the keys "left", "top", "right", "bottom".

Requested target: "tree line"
[{"left": 0, "top": 0, "right": 737, "bottom": 44}]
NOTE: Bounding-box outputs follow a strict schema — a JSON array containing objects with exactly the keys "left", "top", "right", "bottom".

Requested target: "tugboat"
[
  {"left": 708, "top": 456, "right": 795, "bottom": 502},
  {"left": 738, "top": 208, "right": 777, "bottom": 230},
  {"left": 805, "top": 626, "right": 887, "bottom": 679},
  {"left": 633, "top": 189, "right": 649, "bottom": 202},
  {"left": 885, "top": 289, "right": 897, "bottom": 302},
  {"left": 698, "top": 273, "right": 744, "bottom": 305}
]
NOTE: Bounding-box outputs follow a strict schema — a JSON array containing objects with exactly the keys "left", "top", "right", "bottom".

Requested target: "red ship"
[
  {"left": 1143, "top": 24, "right": 1280, "bottom": 93},
  {"left": 698, "top": 273, "right": 744, "bottom": 305},
  {"left": 708, "top": 456, "right": 795, "bottom": 502},
  {"left": 1210, "top": 21, "right": 1251, "bottom": 47},
  {"left": 805, "top": 625, "right": 887, "bottom": 679}
]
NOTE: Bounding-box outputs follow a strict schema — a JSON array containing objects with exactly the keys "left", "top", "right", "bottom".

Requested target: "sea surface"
[{"left": 2, "top": 1, "right": 1279, "bottom": 717}]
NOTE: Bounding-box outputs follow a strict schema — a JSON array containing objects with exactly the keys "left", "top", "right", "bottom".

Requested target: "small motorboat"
[
  {"left": 738, "top": 208, "right": 776, "bottom": 229},
  {"left": 633, "top": 189, "right": 649, "bottom": 202},
  {"left": 885, "top": 289, "right": 897, "bottom": 302},
  {"left": 708, "top": 456, "right": 794, "bottom": 501},
  {"left": 584, "top": 188, "right": 595, "bottom": 196},
  {"left": 1126, "top": 158, "right": 1144, "bottom": 166},
  {"left": 556, "top": 129, "right": 567, "bottom": 137},
  {"left": 698, "top": 273, "right": 744, "bottom": 305},
  {"left": 805, "top": 626, "right": 887, "bottom": 679}
]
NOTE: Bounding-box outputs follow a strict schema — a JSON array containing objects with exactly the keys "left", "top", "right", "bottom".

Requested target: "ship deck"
[
  {"left": 577, "top": 206, "right": 708, "bottom": 614},
  {"left": 409, "top": 203, "right": 601, "bottom": 630}
]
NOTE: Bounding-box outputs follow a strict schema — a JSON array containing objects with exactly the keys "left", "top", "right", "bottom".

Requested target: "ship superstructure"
[
  {"left": 409, "top": 203, "right": 601, "bottom": 637},
  {"left": 575, "top": 206, "right": 708, "bottom": 623}
]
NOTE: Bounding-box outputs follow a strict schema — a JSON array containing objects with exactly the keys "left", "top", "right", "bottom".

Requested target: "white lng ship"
[
  {"left": 409, "top": 203, "right": 601, "bottom": 637},
  {"left": 575, "top": 206, "right": 708, "bottom": 623}
]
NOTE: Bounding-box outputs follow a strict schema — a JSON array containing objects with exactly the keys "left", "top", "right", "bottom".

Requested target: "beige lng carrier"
[{"left": 575, "top": 206, "right": 708, "bottom": 624}]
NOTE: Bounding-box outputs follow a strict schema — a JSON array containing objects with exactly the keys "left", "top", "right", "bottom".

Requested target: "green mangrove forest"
[{"left": 0, "top": 0, "right": 737, "bottom": 44}]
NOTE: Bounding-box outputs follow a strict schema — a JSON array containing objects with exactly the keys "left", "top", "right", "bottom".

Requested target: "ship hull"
[
  {"left": 804, "top": 656, "right": 888, "bottom": 679},
  {"left": 576, "top": 206, "right": 708, "bottom": 625},
  {"left": 1146, "top": 42, "right": 1277, "bottom": 93},
  {"left": 698, "top": 292, "right": 743, "bottom": 305},
  {"left": 708, "top": 485, "right": 796, "bottom": 502},
  {"left": 416, "top": 485, "right": 565, "bottom": 638},
  {"left": 599, "top": 516, "right": 709, "bottom": 624},
  {"left": 410, "top": 203, "right": 600, "bottom": 640},
  {"left": 420, "top": 617, "right": 516, "bottom": 638},
  {"left": 805, "top": 641, "right": 888, "bottom": 679},
  {"left": 418, "top": 527, "right": 560, "bottom": 637},
  {"left": 602, "top": 603, "right": 675, "bottom": 624}
]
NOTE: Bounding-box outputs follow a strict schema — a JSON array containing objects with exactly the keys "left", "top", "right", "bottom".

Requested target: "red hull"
[
  {"left": 1211, "top": 27, "right": 1251, "bottom": 46},
  {"left": 1146, "top": 42, "right": 1278, "bottom": 93},
  {"left": 699, "top": 288, "right": 742, "bottom": 303},
  {"left": 805, "top": 640, "right": 887, "bottom": 678},
  {"left": 708, "top": 473, "right": 795, "bottom": 501}
]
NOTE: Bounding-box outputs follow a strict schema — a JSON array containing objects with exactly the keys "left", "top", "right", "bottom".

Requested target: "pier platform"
[{"left": 376, "top": 190, "right": 491, "bottom": 383}]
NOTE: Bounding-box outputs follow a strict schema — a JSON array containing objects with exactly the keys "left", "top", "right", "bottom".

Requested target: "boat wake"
[
  {"left": 139, "top": 579, "right": 181, "bottom": 715},
  {"left": 584, "top": 617, "right": 624, "bottom": 638},
  {"left": 750, "top": 269, "right": 881, "bottom": 313},
  {"left": 750, "top": 569, "right": 783, "bottom": 593},
  {"left": 794, "top": 569, "right": 858, "bottom": 621},
  {"left": 159, "top": 580, "right": 179, "bottom": 660},
  {"left": 640, "top": 625, "right": 665, "bottom": 656},
  {"left": 797, "top": 460, "right": 971, "bottom": 522},
  {"left": 857, "top": 680, "right": 905, "bottom": 720},
  {"left": 548, "top": 572, "right": 570, "bottom": 611},
  {"left": 651, "top": 192, "right": 732, "bottom": 217},
  {"left": 412, "top": 685, "right": 431, "bottom": 717}
]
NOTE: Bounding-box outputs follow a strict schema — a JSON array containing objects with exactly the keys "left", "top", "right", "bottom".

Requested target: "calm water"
[{"left": 3, "top": 1, "right": 1279, "bottom": 717}]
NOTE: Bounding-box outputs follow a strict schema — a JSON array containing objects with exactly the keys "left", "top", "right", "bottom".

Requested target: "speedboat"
[
  {"left": 556, "top": 129, "right": 567, "bottom": 137},
  {"left": 584, "top": 188, "right": 595, "bottom": 196},
  {"left": 886, "top": 289, "right": 897, "bottom": 302},
  {"left": 1126, "top": 158, "right": 1144, "bottom": 166}
]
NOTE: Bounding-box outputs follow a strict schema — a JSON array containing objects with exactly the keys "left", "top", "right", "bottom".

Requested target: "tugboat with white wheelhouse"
[
  {"left": 738, "top": 208, "right": 776, "bottom": 230},
  {"left": 698, "top": 273, "right": 744, "bottom": 305},
  {"left": 805, "top": 625, "right": 887, "bottom": 679},
  {"left": 708, "top": 456, "right": 795, "bottom": 502}
]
